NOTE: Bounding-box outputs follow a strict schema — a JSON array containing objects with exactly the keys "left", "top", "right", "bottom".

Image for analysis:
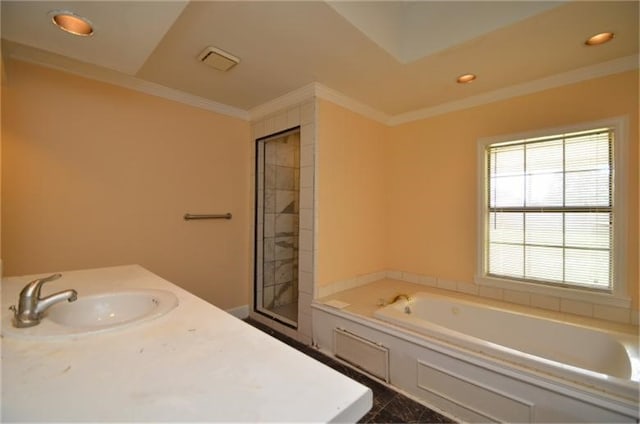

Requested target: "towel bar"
[{"left": 183, "top": 213, "right": 232, "bottom": 220}]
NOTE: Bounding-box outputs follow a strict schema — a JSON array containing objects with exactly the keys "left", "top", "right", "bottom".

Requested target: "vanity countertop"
[{"left": 1, "top": 265, "right": 372, "bottom": 422}]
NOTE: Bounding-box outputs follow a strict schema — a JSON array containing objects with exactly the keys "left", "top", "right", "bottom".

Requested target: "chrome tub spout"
[{"left": 391, "top": 294, "right": 412, "bottom": 314}]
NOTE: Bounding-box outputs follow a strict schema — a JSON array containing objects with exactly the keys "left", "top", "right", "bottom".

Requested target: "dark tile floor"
[{"left": 245, "top": 318, "right": 455, "bottom": 424}]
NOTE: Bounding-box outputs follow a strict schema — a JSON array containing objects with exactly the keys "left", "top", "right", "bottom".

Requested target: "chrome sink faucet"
[{"left": 9, "top": 273, "right": 78, "bottom": 328}]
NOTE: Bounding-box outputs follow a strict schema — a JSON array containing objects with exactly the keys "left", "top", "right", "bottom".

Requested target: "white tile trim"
[{"left": 319, "top": 268, "right": 635, "bottom": 325}]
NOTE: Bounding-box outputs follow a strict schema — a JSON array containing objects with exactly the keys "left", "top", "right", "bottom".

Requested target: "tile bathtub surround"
[
  {"left": 244, "top": 318, "right": 454, "bottom": 424},
  {"left": 316, "top": 270, "right": 389, "bottom": 298},
  {"left": 319, "top": 269, "right": 637, "bottom": 325},
  {"left": 317, "top": 279, "right": 637, "bottom": 344}
]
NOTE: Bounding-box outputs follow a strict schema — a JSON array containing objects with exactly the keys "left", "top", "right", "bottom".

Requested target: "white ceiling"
[
  {"left": 1, "top": 1, "right": 188, "bottom": 74},
  {"left": 1, "top": 1, "right": 638, "bottom": 119},
  {"left": 327, "top": 1, "right": 566, "bottom": 63}
]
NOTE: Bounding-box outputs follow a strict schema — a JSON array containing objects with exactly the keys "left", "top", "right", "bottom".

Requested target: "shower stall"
[{"left": 254, "top": 128, "right": 300, "bottom": 327}]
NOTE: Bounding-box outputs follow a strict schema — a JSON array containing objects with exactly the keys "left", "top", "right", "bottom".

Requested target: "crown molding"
[
  {"left": 388, "top": 54, "right": 639, "bottom": 126},
  {"left": 248, "top": 83, "right": 316, "bottom": 121},
  {"left": 6, "top": 46, "right": 249, "bottom": 121},
  {"left": 247, "top": 82, "right": 391, "bottom": 124},
  {"left": 314, "top": 83, "right": 391, "bottom": 124},
  {"left": 8, "top": 41, "right": 637, "bottom": 128},
  {"left": 248, "top": 54, "right": 638, "bottom": 127}
]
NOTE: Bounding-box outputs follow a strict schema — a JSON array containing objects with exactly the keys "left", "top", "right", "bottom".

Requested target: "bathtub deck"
[
  {"left": 313, "top": 278, "right": 639, "bottom": 422},
  {"left": 317, "top": 278, "right": 638, "bottom": 336}
]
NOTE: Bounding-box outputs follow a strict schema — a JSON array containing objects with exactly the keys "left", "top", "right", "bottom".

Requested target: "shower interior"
[{"left": 254, "top": 128, "right": 300, "bottom": 327}]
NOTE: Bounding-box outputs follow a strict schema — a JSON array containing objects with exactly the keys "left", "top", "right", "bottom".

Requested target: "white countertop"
[{"left": 1, "top": 265, "right": 372, "bottom": 422}]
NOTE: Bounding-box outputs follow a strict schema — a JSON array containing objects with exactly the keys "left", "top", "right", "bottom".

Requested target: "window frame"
[{"left": 475, "top": 117, "right": 630, "bottom": 308}]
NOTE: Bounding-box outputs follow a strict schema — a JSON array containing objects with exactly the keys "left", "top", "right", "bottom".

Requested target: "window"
[{"left": 476, "top": 118, "right": 629, "bottom": 307}]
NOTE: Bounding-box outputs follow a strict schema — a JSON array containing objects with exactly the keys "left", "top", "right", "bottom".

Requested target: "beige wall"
[
  {"left": 316, "top": 71, "right": 638, "bottom": 310},
  {"left": 1, "top": 60, "right": 251, "bottom": 309},
  {"left": 316, "top": 99, "right": 390, "bottom": 286},
  {"left": 3, "top": 59, "right": 637, "bottom": 313},
  {"left": 388, "top": 70, "right": 639, "bottom": 309}
]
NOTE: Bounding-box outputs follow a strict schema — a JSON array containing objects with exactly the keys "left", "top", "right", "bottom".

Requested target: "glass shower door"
[{"left": 255, "top": 128, "right": 300, "bottom": 327}]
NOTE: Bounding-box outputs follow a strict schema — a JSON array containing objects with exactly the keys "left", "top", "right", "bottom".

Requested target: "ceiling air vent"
[{"left": 198, "top": 46, "right": 240, "bottom": 72}]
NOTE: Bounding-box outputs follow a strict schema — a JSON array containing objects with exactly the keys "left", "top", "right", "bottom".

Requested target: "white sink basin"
[
  {"left": 47, "top": 290, "right": 178, "bottom": 329},
  {"left": 3, "top": 289, "right": 178, "bottom": 340}
]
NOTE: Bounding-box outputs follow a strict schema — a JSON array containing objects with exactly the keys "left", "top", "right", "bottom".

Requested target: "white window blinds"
[{"left": 486, "top": 128, "right": 613, "bottom": 290}]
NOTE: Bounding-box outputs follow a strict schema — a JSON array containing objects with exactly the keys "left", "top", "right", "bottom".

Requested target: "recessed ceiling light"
[
  {"left": 585, "top": 32, "right": 614, "bottom": 46},
  {"left": 50, "top": 10, "right": 94, "bottom": 36},
  {"left": 457, "top": 74, "right": 476, "bottom": 84}
]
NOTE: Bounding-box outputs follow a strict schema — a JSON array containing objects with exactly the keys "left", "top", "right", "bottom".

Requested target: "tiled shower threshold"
[
  {"left": 268, "top": 302, "right": 298, "bottom": 323},
  {"left": 244, "top": 318, "right": 455, "bottom": 423}
]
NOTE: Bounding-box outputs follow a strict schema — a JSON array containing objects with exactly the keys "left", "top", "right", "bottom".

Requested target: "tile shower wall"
[
  {"left": 250, "top": 100, "right": 316, "bottom": 345},
  {"left": 262, "top": 133, "right": 300, "bottom": 312}
]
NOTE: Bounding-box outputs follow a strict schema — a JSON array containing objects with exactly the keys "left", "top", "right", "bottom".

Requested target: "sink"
[
  {"left": 47, "top": 289, "right": 178, "bottom": 329},
  {"left": 2, "top": 289, "right": 178, "bottom": 340}
]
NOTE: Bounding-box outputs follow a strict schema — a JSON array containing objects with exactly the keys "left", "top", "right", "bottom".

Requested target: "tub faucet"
[
  {"left": 391, "top": 294, "right": 411, "bottom": 303},
  {"left": 391, "top": 294, "right": 412, "bottom": 314},
  {"left": 9, "top": 273, "right": 78, "bottom": 328}
]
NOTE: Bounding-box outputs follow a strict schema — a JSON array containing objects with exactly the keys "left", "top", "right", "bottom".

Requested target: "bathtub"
[
  {"left": 374, "top": 292, "right": 639, "bottom": 402},
  {"left": 312, "top": 288, "right": 639, "bottom": 422}
]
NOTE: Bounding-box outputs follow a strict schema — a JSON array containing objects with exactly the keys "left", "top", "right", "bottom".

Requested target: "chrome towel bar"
[{"left": 184, "top": 213, "right": 232, "bottom": 221}]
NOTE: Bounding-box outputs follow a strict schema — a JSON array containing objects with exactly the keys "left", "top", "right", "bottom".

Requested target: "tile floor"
[{"left": 245, "top": 318, "right": 455, "bottom": 424}]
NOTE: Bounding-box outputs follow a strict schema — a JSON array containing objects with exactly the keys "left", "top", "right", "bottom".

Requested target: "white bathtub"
[{"left": 373, "top": 292, "right": 639, "bottom": 402}]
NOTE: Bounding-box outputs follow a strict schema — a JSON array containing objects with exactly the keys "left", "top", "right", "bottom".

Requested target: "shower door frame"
[{"left": 253, "top": 126, "right": 301, "bottom": 329}]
